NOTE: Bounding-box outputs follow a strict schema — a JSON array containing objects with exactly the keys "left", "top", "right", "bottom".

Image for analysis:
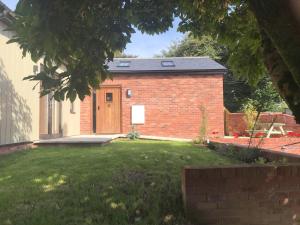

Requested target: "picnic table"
[
  {"left": 263, "top": 123, "right": 286, "bottom": 138},
  {"left": 246, "top": 123, "right": 286, "bottom": 138}
]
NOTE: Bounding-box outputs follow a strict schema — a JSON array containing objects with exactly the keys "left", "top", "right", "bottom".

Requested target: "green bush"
[
  {"left": 242, "top": 101, "right": 258, "bottom": 130},
  {"left": 127, "top": 126, "right": 140, "bottom": 140},
  {"left": 227, "top": 146, "right": 262, "bottom": 163},
  {"left": 194, "top": 105, "right": 208, "bottom": 144}
]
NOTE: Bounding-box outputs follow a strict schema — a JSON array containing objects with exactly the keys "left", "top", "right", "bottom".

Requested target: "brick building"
[{"left": 81, "top": 57, "right": 226, "bottom": 139}]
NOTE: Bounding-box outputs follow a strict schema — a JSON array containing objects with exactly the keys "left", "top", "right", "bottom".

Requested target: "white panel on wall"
[{"left": 131, "top": 105, "right": 145, "bottom": 124}]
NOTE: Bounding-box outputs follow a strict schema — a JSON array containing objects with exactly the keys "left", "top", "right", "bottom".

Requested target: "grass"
[{"left": 0, "top": 139, "right": 239, "bottom": 225}]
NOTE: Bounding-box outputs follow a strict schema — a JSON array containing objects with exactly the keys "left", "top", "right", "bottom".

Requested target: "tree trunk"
[
  {"left": 249, "top": 0, "right": 300, "bottom": 122},
  {"left": 260, "top": 31, "right": 300, "bottom": 122}
]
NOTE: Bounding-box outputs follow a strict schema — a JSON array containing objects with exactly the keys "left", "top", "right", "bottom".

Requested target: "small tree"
[
  {"left": 241, "top": 77, "right": 285, "bottom": 113},
  {"left": 242, "top": 101, "right": 258, "bottom": 130},
  {"left": 194, "top": 105, "right": 208, "bottom": 144}
]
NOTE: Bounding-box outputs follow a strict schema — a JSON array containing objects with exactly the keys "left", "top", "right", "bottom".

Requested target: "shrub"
[
  {"left": 127, "top": 126, "right": 140, "bottom": 140},
  {"left": 196, "top": 105, "right": 208, "bottom": 144},
  {"left": 242, "top": 101, "right": 258, "bottom": 130},
  {"left": 227, "top": 146, "right": 262, "bottom": 163}
]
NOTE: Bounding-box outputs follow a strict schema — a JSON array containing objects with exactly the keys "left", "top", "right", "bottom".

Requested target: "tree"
[
  {"left": 114, "top": 51, "right": 138, "bottom": 58},
  {"left": 241, "top": 78, "right": 285, "bottom": 112},
  {"left": 176, "top": 0, "right": 300, "bottom": 121},
  {"left": 161, "top": 35, "right": 225, "bottom": 61},
  {"left": 160, "top": 34, "right": 252, "bottom": 112},
  {"left": 8, "top": 0, "right": 300, "bottom": 122}
]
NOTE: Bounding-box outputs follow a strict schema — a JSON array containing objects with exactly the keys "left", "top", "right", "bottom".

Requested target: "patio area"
[
  {"left": 211, "top": 136, "right": 300, "bottom": 156},
  {"left": 34, "top": 134, "right": 193, "bottom": 147}
]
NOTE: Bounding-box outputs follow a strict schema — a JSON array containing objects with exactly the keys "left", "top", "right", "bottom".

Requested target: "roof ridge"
[{"left": 113, "top": 56, "right": 210, "bottom": 60}]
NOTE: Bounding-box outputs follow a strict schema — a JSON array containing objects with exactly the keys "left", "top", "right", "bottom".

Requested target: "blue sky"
[{"left": 2, "top": 0, "right": 185, "bottom": 57}]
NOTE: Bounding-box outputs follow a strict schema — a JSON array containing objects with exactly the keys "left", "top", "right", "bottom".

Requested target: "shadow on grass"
[{"left": 0, "top": 140, "right": 236, "bottom": 225}]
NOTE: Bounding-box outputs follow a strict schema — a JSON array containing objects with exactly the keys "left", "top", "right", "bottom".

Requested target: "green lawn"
[{"left": 0, "top": 140, "right": 238, "bottom": 225}]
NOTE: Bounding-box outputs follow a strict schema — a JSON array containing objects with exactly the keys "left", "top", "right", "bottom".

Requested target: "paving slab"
[{"left": 34, "top": 134, "right": 125, "bottom": 146}]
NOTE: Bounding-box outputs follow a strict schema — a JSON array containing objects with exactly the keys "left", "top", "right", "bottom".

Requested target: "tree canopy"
[
  {"left": 160, "top": 35, "right": 226, "bottom": 61},
  {"left": 9, "top": 0, "right": 300, "bottom": 121},
  {"left": 241, "top": 78, "right": 285, "bottom": 112}
]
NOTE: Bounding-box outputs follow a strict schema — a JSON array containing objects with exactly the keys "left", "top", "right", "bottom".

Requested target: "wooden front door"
[{"left": 96, "top": 86, "right": 121, "bottom": 134}]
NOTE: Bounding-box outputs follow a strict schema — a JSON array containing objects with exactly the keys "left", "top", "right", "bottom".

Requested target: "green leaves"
[
  {"left": 8, "top": 0, "right": 180, "bottom": 101},
  {"left": 241, "top": 77, "right": 284, "bottom": 112},
  {"left": 66, "top": 89, "right": 77, "bottom": 102},
  {"left": 6, "top": 0, "right": 295, "bottom": 117},
  {"left": 161, "top": 34, "right": 226, "bottom": 62}
]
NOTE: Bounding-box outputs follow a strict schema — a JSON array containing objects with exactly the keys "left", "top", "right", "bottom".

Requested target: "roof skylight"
[
  {"left": 161, "top": 60, "right": 175, "bottom": 67},
  {"left": 117, "top": 61, "right": 131, "bottom": 67}
]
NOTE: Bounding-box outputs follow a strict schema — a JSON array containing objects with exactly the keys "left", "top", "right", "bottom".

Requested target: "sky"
[{"left": 2, "top": 0, "right": 185, "bottom": 57}]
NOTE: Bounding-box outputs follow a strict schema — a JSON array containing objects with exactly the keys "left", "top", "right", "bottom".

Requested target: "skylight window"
[
  {"left": 161, "top": 60, "right": 175, "bottom": 67},
  {"left": 117, "top": 61, "right": 131, "bottom": 67}
]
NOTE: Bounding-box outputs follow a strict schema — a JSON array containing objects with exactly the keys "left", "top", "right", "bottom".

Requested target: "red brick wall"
[
  {"left": 183, "top": 165, "right": 300, "bottom": 225},
  {"left": 225, "top": 112, "right": 300, "bottom": 135},
  {"left": 80, "top": 74, "right": 224, "bottom": 138}
]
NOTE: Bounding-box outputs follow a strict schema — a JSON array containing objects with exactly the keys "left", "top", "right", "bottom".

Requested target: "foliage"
[
  {"left": 198, "top": 105, "right": 208, "bottom": 144},
  {"left": 114, "top": 51, "right": 138, "bottom": 58},
  {"left": 241, "top": 78, "right": 285, "bottom": 112},
  {"left": 8, "top": 0, "right": 177, "bottom": 101},
  {"left": 229, "top": 147, "right": 262, "bottom": 163},
  {"left": 161, "top": 34, "right": 226, "bottom": 61},
  {"left": 0, "top": 140, "right": 237, "bottom": 225},
  {"left": 235, "top": 149, "right": 261, "bottom": 163},
  {"left": 127, "top": 125, "right": 140, "bottom": 140},
  {"left": 254, "top": 157, "right": 268, "bottom": 165},
  {"left": 193, "top": 105, "right": 208, "bottom": 144},
  {"left": 176, "top": 0, "right": 300, "bottom": 121},
  {"left": 176, "top": 1, "right": 266, "bottom": 85},
  {"left": 7, "top": 0, "right": 300, "bottom": 121},
  {"left": 242, "top": 102, "right": 258, "bottom": 130},
  {"left": 224, "top": 73, "right": 252, "bottom": 112}
]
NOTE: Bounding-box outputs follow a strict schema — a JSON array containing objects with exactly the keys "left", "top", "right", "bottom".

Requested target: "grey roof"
[
  {"left": 0, "top": 0, "right": 11, "bottom": 11},
  {"left": 108, "top": 57, "right": 227, "bottom": 74},
  {"left": 0, "top": 0, "right": 14, "bottom": 24}
]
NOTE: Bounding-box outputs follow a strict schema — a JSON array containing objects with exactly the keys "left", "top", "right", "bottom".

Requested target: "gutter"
[{"left": 108, "top": 69, "right": 227, "bottom": 75}]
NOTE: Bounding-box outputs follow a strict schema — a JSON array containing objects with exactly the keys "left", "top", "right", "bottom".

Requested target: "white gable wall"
[
  {"left": 0, "top": 21, "right": 40, "bottom": 144},
  {"left": 0, "top": 21, "right": 80, "bottom": 145}
]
